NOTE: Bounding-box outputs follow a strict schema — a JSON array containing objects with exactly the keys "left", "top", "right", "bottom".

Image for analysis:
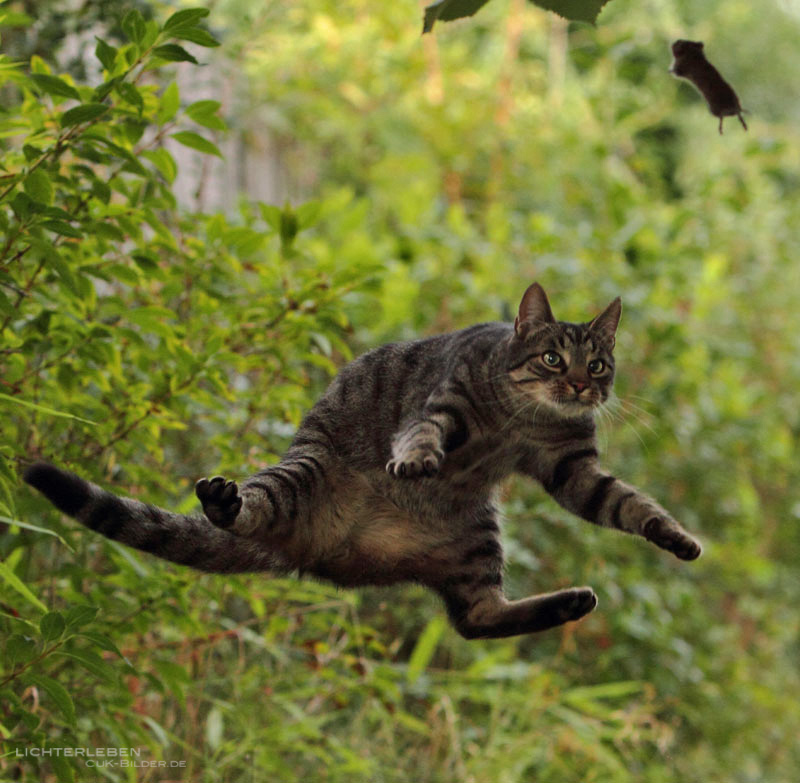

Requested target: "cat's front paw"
[
  {"left": 196, "top": 475, "right": 242, "bottom": 529},
  {"left": 643, "top": 516, "right": 702, "bottom": 561},
  {"left": 386, "top": 446, "right": 444, "bottom": 479}
]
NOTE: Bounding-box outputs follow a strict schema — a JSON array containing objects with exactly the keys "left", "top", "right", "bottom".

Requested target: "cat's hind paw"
[
  {"left": 386, "top": 447, "right": 444, "bottom": 479},
  {"left": 196, "top": 475, "right": 242, "bottom": 529}
]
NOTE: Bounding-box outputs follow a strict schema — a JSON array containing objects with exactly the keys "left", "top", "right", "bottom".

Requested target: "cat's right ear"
[{"left": 515, "top": 283, "right": 555, "bottom": 338}]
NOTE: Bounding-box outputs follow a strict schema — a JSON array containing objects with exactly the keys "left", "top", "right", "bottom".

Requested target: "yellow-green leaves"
[{"left": 170, "top": 130, "right": 223, "bottom": 157}]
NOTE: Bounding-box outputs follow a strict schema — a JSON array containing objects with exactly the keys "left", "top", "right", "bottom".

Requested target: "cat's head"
[{"left": 506, "top": 283, "right": 621, "bottom": 419}]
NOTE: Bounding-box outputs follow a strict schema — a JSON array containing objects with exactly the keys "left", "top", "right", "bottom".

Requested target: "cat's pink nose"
[{"left": 571, "top": 381, "right": 588, "bottom": 393}]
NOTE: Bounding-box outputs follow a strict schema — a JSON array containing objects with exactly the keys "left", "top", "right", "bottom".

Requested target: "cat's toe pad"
[
  {"left": 644, "top": 517, "right": 702, "bottom": 561},
  {"left": 386, "top": 447, "right": 444, "bottom": 479},
  {"left": 196, "top": 475, "right": 242, "bottom": 528}
]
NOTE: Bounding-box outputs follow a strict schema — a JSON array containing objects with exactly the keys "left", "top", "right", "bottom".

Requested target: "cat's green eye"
[
  {"left": 588, "top": 359, "right": 605, "bottom": 375},
  {"left": 542, "top": 351, "right": 562, "bottom": 367}
]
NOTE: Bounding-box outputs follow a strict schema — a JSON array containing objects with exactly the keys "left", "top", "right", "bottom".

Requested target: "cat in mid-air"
[{"left": 24, "top": 283, "right": 702, "bottom": 639}]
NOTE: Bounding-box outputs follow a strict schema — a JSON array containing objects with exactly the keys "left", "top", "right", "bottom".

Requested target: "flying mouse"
[{"left": 670, "top": 39, "right": 747, "bottom": 134}]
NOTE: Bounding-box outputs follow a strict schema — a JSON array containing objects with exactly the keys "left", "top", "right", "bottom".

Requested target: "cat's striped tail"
[{"left": 23, "top": 463, "right": 276, "bottom": 574}]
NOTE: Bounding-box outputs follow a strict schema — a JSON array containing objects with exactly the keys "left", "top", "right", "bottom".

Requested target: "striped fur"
[{"left": 24, "top": 283, "right": 701, "bottom": 639}]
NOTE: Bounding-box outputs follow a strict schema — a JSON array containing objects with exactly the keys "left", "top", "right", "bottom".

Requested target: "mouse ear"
[
  {"left": 588, "top": 297, "right": 622, "bottom": 346},
  {"left": 515, "top": 283, "right": 555, "bottom": 337}
]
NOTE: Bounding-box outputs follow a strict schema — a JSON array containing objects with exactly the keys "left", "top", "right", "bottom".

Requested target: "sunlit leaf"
[{"left": 170, "top": 130, "right": 222, "bottom": 157}]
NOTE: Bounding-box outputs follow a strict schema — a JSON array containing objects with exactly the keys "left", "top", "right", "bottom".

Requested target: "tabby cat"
[{"left": 24, "top": 283, "right": 702, "bottom": 639}]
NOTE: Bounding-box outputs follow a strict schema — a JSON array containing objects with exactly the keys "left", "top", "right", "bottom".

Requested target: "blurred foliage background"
[{"left": 1, "top": 0, "right": 800, "bottom": 780}]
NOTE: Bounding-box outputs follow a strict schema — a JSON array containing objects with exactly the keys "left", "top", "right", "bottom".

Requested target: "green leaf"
[
  {"left": 142, "top": 148, "right": 177, "bottom": 183},
  {"left": 279, "top": 208, "right": 298, "bottom": 245},
  {"left": 259, "top": 202, "right": 282, "bottom": 231},
  {"left": 158, "top": 81, "right": 180, "bottom": 123},
  {"left": 92, "top": 77, "right": 120, "bottom": 102},
  {"left": 78, "top": 632, "right": 131, "bottom": 665},
  {"left": 0, "top": 392, "right": 97, "bottom": 425},
  {"left": 423, "top": 0, "right": 610, "bottom": 30},
  {"left": 162, "top": 8, "right": 210, "bottom": 32},
  {"left": 126, "top": 305, "right": 178, "bottom": 337},
  {"left": 5, "top": 634, "right": 36, "bottom": 667},
  {"left": 423, "top": 0, "right": 491, "bottom": 33},
  {"left": 406, "top": 615, "right": 446, "bottom": 683},
  {"left": 30, "top": 73, "right": 80, "bottom": 101},
  {"left": 50, "top": 753, "right": 75, "bottom": 783},
  {"left": 529, "top": 0, "right": 611, "bottom": 23},
  {"left": 122, "top": 9, "right": 146, "bottom": 44},
  {"left": 23, "top": 169, "right": 54, "bottom": 205},
  {"left": 60, "top": 103, "right": 108, "bottom": 127},
  {"left": 0, "top": 560, "right": 48, "bottom": 613},
  {"left": 170, "top": 130, "right": 222, "bottom": 158},
  {"left": 55, "top": 648, "right": 117, "bottom": 683},
  {"left": 23, "top": 144, "right": 42, "bottom": 162},
  {"left": 39, "top": 611, "right": 66, "bottom": 642},
  {"left": 170, "top": 27, "right": 220, "bottom": 47},
  {"left": 297, "top": 201, "right": 322, "bottom": 230},
  {"left": 26, "top": 674, "right": 76, "bottom": 725},
  {"left": 94, "top": 37, "right": 117, "bottom": 70},
  {"left": 152, "top": 44, "right": 198, "bottom": 64},
  {"left": 0, "top": 288, "right": 13, "bottom": 315},
  {"left": 0, "top": 515, "right": 74, "bottom": 552},
  {"left": 0, "top": 10, "right": 34, "bottom": 26},
  {"left": 41, "top": 219, "right": 83, "bottom": 238},
  {"left": 186, "top": 99, "right": 226, "bottom": 130},
  {"left": 64, "top": 605, "right": 99, "bottom": 630},
  {"left": 11, "top": 191, "right": 38, "bottom": 220},
  {"left": 116, "top": 81, "right": 143, "bottom": 110}
]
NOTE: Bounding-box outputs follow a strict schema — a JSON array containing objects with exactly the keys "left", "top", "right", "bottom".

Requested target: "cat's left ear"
[{"left": 588, "top": 297, "right": 622, "bottom": 346}]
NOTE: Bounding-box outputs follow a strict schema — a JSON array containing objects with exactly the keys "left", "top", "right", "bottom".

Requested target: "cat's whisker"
[
  {"left": 607, "top": 398, "right": 658, "bottom": 437},
  {"left": 600, "top": 400, "right": 650, "bottom": 450}
]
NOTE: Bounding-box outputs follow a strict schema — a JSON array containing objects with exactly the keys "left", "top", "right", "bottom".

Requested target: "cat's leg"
[
  {"left": 531, "top": 448, "right": 702, "bottom": 560},
  {"left": 386, "top": 419, "right": 446, "bottom": 478},
  {"left": 386, "top": 386, "right": 474, "bottom": 478},
  {"left": 196, "top": 448, "right": 329, "bottom": 540},
  {"left": 428, "top": 507, "right": 596, "bottom": 639},
  {"left": 437, "top": 577, "right": 597, "bottom": 640}
]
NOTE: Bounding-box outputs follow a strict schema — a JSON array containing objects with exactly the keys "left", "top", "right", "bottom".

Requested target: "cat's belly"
[{"left": 304, "top": 475, "right": 467, "bottom": 587}]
